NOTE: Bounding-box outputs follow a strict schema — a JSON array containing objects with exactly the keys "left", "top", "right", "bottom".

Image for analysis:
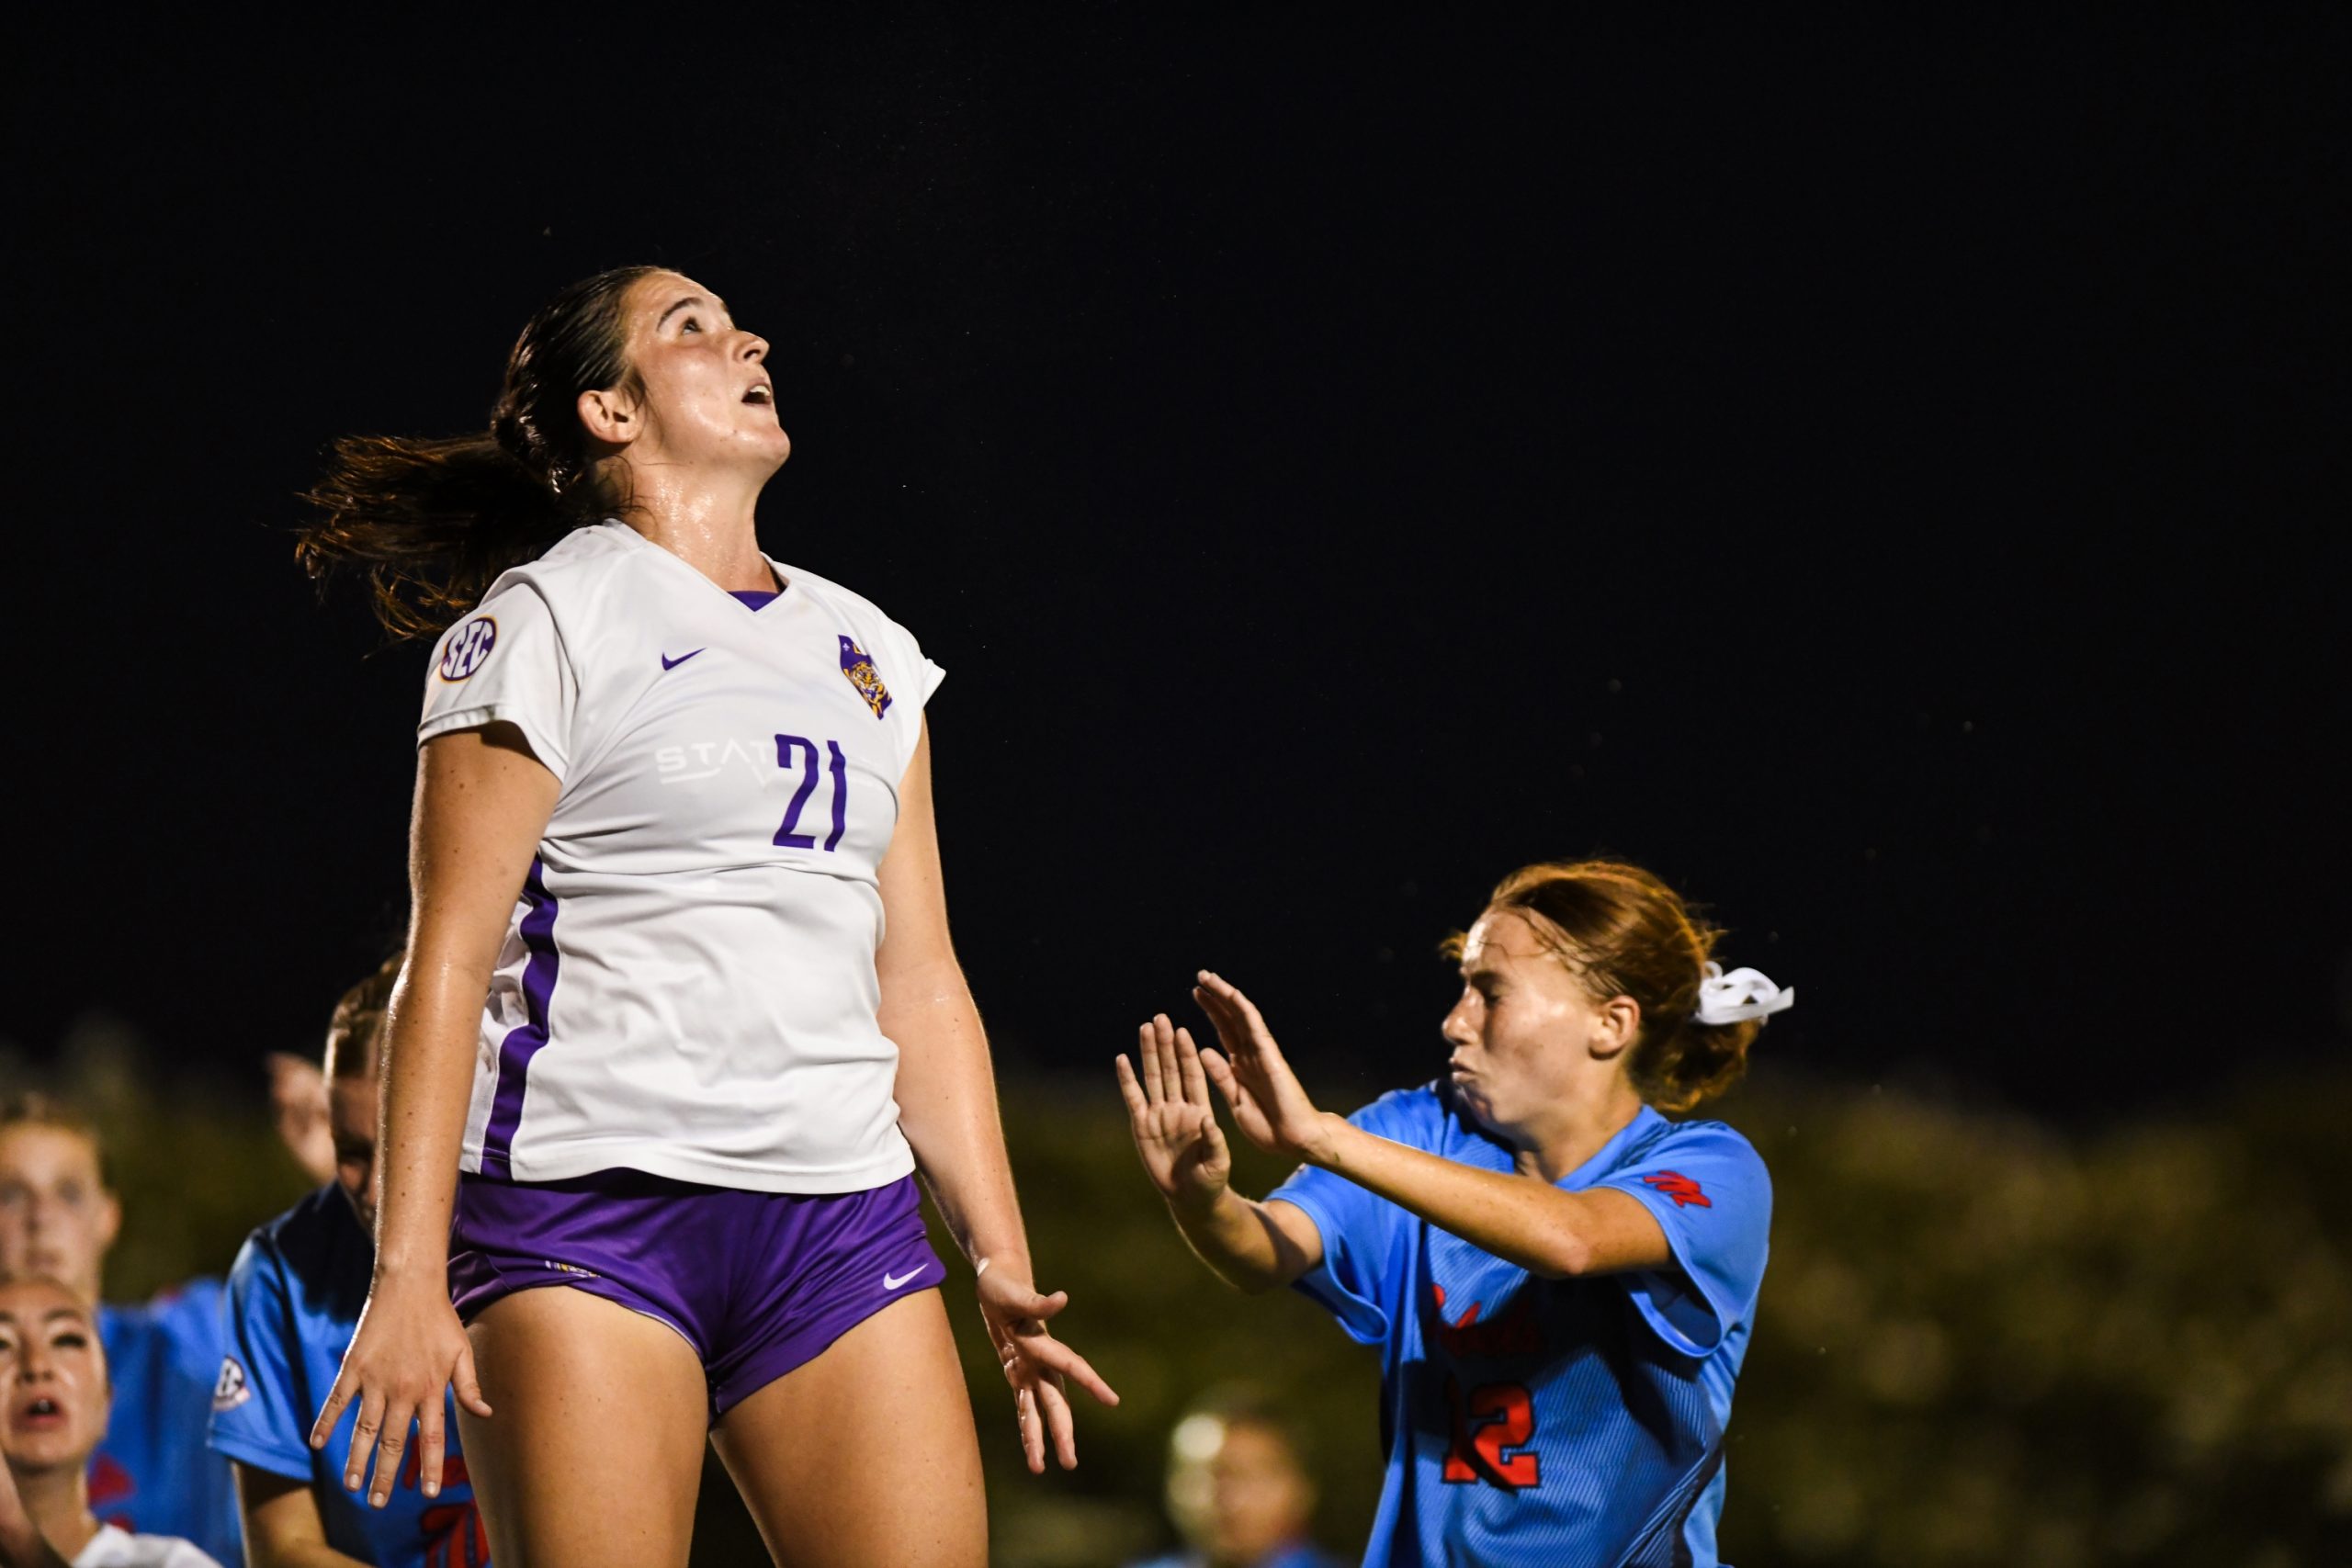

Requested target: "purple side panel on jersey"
[
  {"left": 730, "top": 590, "right": 780, "bottom": 610},
  {"left": 479, "top": 858, "right": 560, "bottom": 1178}
]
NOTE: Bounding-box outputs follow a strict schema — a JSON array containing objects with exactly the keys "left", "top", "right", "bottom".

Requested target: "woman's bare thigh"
[
  {"left": 710, "top": 1289, "right": 986, "bottom": 1568},
  {"left": 456, "top": 1285, "right": 710, "bottom": 1568}
]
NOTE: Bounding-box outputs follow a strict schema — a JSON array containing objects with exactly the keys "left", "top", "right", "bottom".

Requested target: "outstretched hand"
[
  {"left": 1115, "top": 1013, "right": 1233, "bottom": 1210},
  {"left": 974, "top": 1262, "right": 1119, "bottom": 1474},
  {"left": 1191, "top": 971, "right": 1337, "bottom": 1165}
]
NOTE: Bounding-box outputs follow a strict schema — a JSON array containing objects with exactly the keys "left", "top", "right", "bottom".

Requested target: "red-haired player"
[{"left": 1120, "top": 861, "right": 1791, "bottom": 1566}]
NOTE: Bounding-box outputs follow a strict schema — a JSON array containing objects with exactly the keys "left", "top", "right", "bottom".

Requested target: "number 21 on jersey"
[{"left": 774, "top": 734, "right": 850, "bottom": 851}]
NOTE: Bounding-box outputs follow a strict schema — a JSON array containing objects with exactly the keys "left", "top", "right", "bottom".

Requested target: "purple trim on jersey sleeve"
[
  {"left": 479, "top": 859, "right": 561, "bottom": 1179},
  {"left": 729, "top": 589, "right": 780, "bottom": 610}
]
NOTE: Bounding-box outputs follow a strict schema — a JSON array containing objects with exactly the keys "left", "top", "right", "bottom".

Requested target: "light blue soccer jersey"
[
  {"left": 93, "top": 1284, "right": 243, "bottom": 1565},
  {"left": 208, "top": 1185, "right": 488, "bottom": 1568},
  {"left": 1270, "top": 1084, "right": 1770, "bottom": 1567}
]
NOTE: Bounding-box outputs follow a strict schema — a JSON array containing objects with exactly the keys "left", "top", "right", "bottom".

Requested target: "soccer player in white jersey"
[
  {"left": 292, "top": 265, "right": 1115, "bottom": 1566},
  {"left": 1119, "top": 861, "right": 1790, "bottom": 1566}
]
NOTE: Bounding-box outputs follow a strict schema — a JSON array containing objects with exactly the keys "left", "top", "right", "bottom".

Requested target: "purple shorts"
[{"left": 448, "top": 1169, "right": 944, "bottom": 1420}]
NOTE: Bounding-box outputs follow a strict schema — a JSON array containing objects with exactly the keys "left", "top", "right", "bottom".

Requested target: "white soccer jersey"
[
  {"left": 74, "top": 1524, "right": 221, "bottom": 1568},
  {"left": 417, "top": 520, "right": 943, "bottom": 1193}
]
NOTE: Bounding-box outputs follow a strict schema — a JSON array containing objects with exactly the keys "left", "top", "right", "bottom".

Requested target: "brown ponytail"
[
  {"left": 295, "top": 265, "right": 661, "bottom": 638},
  {"left": 1473, "top": 860, "right": 1764, "bottom": 1113}
]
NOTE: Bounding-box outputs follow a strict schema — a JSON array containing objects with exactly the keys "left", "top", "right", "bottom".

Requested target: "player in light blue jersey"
[
  {"left": 0, "top": 1103, "right": 241, "bottom": 1566},
  {"left": 209, "top": 959, "right": 487, "bottom": 1568},
  {"left": 1118, "top": 860, "right": 1793, "bottom": 1567}
]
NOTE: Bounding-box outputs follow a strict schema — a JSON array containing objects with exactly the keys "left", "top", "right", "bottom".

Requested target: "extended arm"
[
  {"left": 1302, "top": 1118, "right": 1667, "bottom": 1279},
  {"left": 232, "top": 1466, "right": 372, "bottom": 1568},
  {"left": 1193, "top": 975, "right": 1671, "bottom": 1280},
  {"left": 876, "top": 721, "right": 1116, "bottom": 1472},
  {"left": 311, "top": 724, "right": 558, "bottom": 1504},
  {"left": 1170, "top": 1187, "right": 1325, "bottom": 1295},
  {"left": 1114, "top": 1015, "right": 1323, "bottom": 1293}
]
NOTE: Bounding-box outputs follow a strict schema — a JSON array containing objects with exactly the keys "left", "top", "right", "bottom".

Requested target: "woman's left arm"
[
  {"left": 876, "top": 721, "right": 1118, "bottom": 1472},
  {"left": 1193, "top": 974, "right": 1672, "bottom": 1280}
]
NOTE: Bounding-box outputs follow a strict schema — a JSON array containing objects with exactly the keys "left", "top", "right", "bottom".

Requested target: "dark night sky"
[{"left": 6, "top": 12, "right": 2346, "bottom": 1119}]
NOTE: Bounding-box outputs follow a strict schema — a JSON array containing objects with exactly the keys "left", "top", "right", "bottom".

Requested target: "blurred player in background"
[
  {"left": 1127, "top": 1388, "right": 1340, "bottom": 1568},
  {"left": 294, "top": 265, "right": 1112, "bottom": 1566},
  {"left": 0, "top": 1275, "right": 221, "bottom": 1567},
  {"left": 264, "top": 1057, "right": 335, "bottom": 1190},
  {"left": 0, "top": 1107, "right": 238, "bottom": 1564},
  {"left": 1119, "top": 861, "right": 1792, "bottom": 1567},
  {"left": 210, "top": 958, "right": 485, "bottom": 1568}
]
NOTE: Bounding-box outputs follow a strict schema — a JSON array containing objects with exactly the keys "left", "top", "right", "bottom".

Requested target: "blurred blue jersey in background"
[
  {"left": 95, "top": 1281, "right": 243, "bottom": 1566},
  {"left": 209, "top": 1184, "right": 486, "bottom": 1568}
]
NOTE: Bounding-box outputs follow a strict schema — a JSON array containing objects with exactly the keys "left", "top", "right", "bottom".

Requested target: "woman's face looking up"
[{"left": 593, "top": 270, "right": 789, "bottom": 479}]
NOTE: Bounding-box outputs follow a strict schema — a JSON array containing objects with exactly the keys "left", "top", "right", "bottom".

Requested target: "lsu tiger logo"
[{"left": 838, "top": 635, "right": 893, "bottom": 718}]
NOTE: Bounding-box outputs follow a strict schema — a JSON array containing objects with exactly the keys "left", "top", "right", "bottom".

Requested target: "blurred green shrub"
[
  {"left": 13, "top": 1014, "right": 2347, "bottom": 1566},
  {"left": 1720, "top": 1070, "right": 2352, "bottom": 1567}
]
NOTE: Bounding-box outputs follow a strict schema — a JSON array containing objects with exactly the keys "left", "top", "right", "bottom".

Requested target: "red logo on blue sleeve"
[{"left": 1641, "top": 1171, "right": 1711, "bottom": 1208}]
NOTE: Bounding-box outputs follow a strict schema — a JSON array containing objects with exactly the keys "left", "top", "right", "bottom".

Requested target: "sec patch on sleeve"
[
  {"left": 211, "top": 1354, "right": 252, "bottom": 1412},
  {"left": 437, "top": 615, "right": 498, "bottom": 681}
]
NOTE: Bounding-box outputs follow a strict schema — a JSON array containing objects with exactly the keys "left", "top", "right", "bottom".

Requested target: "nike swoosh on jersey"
[
  {"left": 661, "top": 649, "right": 707, "bottom": 671},
  {"left": 882, "top": 1266, "right": 928, "bottom": 1291}
]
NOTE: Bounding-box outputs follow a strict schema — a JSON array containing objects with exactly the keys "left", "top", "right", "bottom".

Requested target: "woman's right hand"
[
  {"left": 311, "top": 1270, "right": 492, "bottom": 1507},
  {"left": 1115, "top": 1013, "right": 1233, "bottom": 1212}
]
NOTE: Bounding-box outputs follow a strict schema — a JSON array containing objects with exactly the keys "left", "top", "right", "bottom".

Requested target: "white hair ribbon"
[{"left": 1694, "top": 962, "right": 1795, "bottom": 1026}]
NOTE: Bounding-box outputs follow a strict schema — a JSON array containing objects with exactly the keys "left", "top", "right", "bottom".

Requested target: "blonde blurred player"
[
  {"left": 0, "top": 1107, "right": 238, "bottom": 1563},
  {"left": 0, "top": 1275, "right": 220, "bottom": 1566}
]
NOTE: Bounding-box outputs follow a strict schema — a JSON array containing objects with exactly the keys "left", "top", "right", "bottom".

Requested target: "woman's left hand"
[
  {"left": 975, "top": 1261, "right": 1119, "bottom": 1473},
  {"left": 1192, "top": 971, "right": 1339, "bottom": 1165}
]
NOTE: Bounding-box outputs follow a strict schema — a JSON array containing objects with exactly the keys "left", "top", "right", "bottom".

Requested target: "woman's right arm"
[
  {"left": 311, "top": 723, "right": 559, "bottom": 1507},
  {"left": 1115, "top": 1015, "right": 1321, "bottom": 1294},
  {"left": 232, "top": 1466, "right": 371, "bottom": 1568}
]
